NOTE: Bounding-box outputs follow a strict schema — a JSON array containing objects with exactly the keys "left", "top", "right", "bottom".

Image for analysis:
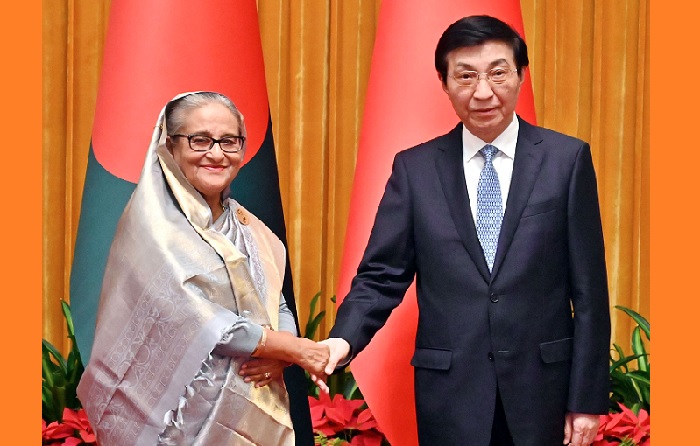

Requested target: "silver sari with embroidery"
[{"left": 77, "top": 95, "right": 295, "bottom": 445}]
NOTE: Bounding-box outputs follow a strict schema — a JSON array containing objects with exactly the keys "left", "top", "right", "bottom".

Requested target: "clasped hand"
[
  {"left": 308, "top": 338, "right": 351, "bottom": 393},
  {"left": 239, "top": 335, "right": 333, "bottom": 387},
  {"left": 240, "top": 358, "right": 287, "bottom": 387},
  {"left": 238, "top": 337, "right": 349, "bottom": 392}
]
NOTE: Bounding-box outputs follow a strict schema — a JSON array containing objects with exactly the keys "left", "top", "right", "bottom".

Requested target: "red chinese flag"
[{"left": 335, "top": 2, "right": 536, "bottom": 445}]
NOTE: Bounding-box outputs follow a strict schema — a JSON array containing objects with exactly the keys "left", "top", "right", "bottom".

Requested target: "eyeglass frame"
[
  {"left": 449, "top": 67, "right": 519, "bottom": 88},
  {"left": 170, "top": 133, "right": 246, "bottom": 153}
]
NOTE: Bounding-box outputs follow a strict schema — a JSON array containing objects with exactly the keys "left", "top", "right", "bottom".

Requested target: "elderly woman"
[{"left": 77, "top": 92, "right": 329, "bottom": 445}]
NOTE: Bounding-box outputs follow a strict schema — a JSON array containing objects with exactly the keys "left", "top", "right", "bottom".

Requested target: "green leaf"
[
  {"left": 50, "top": 384, "right": 68, "bottom": 422},
  {"left": 620, "top": 438, "right": 637, "bottom": 446},
  {"left": 42, "top": 339, "right": 67, "bottom": 372},
  {"left": 625, "top": 370, "right": 651, "bottom": 386},
  {"left": 341, "top": 372, "right": 361, "bottom": 400},
  {"left": 631, "top": 327, "right": 649, "bottom": 372},
  {"left": 610, "top": 352, "right": 645, "bottom": 372},
  {"left": 629, "top": 402, "right": 641, "bottom": 416},
  {"left": 61, "top": 299, "right": 76, "bottom": 338},
  {"left": 641, "top": 384, "right": 650, "bottom": 410},
  {"left": 66, "top": 349, "right": 85, "bottom": 386},
  {"left": 65, "top": 351, "right": 84, "bottom": 409},
  {"left": 610, "top": 344, "right": 633, "bottom": 373},
  {"left": 310, "top": 292, "right": 321, "bottom": 312},
  {"left": 42, "top": 385, "right": 52, "bottom": 405},
  {"left": 609, "top": 369, "right": 642, "bottom": 406},
  {"left": 304, "top": 292, "right": 323, "bottom": 339},
  {"left": 615, "top": 305, "right": 650, "bottom": 340},
  {"left": 611, "top": 343, "right": 624, "bottom": 356},
  {"left": 42, "top": 386, "right": 55, "bottom": 416},
  {"left": 305, "top": 312, "right": 326, "bottom": 341},
  {"left": 42, "top": 347, "right": 57, "bottom": 388}
]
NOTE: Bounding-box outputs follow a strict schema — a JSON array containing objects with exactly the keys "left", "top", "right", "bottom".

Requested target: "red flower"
[
  {"left": 349, "top": 429, "right": 385, "bottom": 446},
  {"left": 354, "top": 407, "right": 379, "bottom": 431},
  {"left": 592, "top": 403, "right": 650, "bottom": 446},
  {"left": 325, "top": 394, "right": 365, "bottom": 427},
  {"left": 308, "top": 393, "right": 385, "bottom": 444},
  {"left": 42, "top": 420, "right": 76, "bottom": 441},
  {"left": 42, "top": 408, "right": 96, "bottom": 445}
]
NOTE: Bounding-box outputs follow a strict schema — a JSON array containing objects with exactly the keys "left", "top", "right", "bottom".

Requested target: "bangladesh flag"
[{"left": 69, "top": 1, "right": 313, "bottom": 443}]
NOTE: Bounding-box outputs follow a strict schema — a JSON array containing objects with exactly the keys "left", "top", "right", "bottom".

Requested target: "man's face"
[{"left": 441, "top": 41, "right": 524, "bottom": 143}]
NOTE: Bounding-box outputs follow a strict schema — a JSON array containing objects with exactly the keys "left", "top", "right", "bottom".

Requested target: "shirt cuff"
[{"left": 212, "top": 322, "right": 264, "bottom": 357}]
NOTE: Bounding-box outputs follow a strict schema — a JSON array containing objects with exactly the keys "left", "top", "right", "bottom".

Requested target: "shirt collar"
[{"left": 462, "top": 113, "right": 519, "bottom": 161}]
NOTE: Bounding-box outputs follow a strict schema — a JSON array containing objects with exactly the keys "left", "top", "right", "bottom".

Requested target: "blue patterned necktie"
[{"left": 476, "top": 144, "right": 503, "bottom": 272}]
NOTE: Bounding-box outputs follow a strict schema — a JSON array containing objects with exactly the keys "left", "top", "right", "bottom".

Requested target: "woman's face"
[{"left": 168, "top": 102, "right": 244, "bottom": 204}]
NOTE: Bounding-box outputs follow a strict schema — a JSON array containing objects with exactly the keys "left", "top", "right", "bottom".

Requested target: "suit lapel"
[
  {"left": 491, "top": 118, "right": 544, "bottom": 279},
  {"left": 435, "top": 124, "right": 491, "bottom": 282}
]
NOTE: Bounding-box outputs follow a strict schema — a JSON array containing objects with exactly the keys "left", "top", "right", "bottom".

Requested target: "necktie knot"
[{"left": 480, "top": 144, "right": 498, "bottom": 164}]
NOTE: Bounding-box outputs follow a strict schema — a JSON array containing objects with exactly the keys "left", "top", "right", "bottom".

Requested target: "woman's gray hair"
[{"left": 165, "top": 92, "right": 246, "bottom": 138}]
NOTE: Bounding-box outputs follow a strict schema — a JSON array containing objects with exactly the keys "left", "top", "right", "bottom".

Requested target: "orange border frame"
[
  {"left": 6, "top": 0, "right": 41, "bottom": 437},
  {"left": 652, "top": 1, "right": 693, "bottom": 444}
]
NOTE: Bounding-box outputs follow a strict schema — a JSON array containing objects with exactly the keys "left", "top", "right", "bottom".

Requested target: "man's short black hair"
[{"left": 435, "top": 15, "right": 529, "bottom": 84}]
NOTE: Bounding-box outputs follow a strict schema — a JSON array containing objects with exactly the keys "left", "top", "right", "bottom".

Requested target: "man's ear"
[{"left": 518, "top": 67, "right": 527, "bottom": 85}]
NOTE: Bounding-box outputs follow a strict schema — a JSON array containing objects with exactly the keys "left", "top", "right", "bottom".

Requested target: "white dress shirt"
[{"left": 462, "top": 113, "right": 519, "bottom": 222}]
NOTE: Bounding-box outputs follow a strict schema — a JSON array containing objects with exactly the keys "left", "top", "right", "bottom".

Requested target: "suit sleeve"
[
  {"left": 566, "top": 143, "right": 611, "bottom": 414},
  {"left": 329, "top": 153, "right": 416, "bottom": 358}
]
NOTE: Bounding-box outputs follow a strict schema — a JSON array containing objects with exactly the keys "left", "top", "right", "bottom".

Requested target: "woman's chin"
[
  {"left": 195, "top": 177, "right": 235, "bottom": 196},
  {"left": 196, "top": 185, "right": 228, "bottom": 201}
]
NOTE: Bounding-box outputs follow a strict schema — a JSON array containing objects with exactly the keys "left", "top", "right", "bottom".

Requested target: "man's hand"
[
  {"left": 320, "top": 338, "right": 351, "bottom": 375},
  {"left": 563, "top": 412, "right": 600, "bottom": 446}
]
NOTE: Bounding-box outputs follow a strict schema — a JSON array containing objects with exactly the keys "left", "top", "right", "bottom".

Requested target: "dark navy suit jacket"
[{"left": 330, "top": 118, "right": 611, "bottom": 446}]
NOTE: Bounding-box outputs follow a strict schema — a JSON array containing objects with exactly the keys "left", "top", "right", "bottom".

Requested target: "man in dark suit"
[{"left": 320, "top": 15, "right": 611, "bottom": 446}]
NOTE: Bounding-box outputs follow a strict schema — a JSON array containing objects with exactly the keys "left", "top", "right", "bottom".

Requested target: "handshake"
[
  {"left": 239, "top": 331, "right": 351, "bottom": 392},
  {"left": 304, "top": 338, "right": 352, "bottom": 393}
]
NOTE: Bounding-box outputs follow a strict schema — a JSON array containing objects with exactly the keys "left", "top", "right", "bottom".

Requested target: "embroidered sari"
[{"left": 77, "top": 94, "right": 294, "bottom": 445}]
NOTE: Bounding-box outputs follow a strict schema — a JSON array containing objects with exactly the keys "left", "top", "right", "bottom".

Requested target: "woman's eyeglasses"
[{"left": 171, "top": 134, "right": 245, "bottom": 153}]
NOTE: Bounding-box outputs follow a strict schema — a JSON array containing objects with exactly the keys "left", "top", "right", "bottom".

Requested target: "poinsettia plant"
[
  {"left": 43, "top": 300, "right": 83, "bottom": 423},
  {"left": 42, "top": 408, "right": 96, "bottom": 446},
  {"left": 609, "top": 306, "right": 650, "bottom": 415},
  {"left": 42, "top": 300, "right": 94, "bottom": 445},
  {"left": 308, "top": 392, "right": 386, "bottom": 446},
  {"left": 593, "top": 403, "right": 649, "bottom": 446},
  {"left": 593, "top": 306, "right": 650, "bottom": 445},
  {"left": 304, "top": 293, "right": 389, "bottom": 445}
]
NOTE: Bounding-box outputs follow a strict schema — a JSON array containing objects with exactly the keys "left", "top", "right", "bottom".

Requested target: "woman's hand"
[
  {"left": 296, "top": 338, "right": 331, "bottom": 376},
  {"left": 308, "top": 338, "right": 352, "bottom": 393},
  {"left": 240, "top": 358, "right": 288, "bottom": 387},
  {"left": 253, "top": 330, "right": 330, "bottom": 380}
]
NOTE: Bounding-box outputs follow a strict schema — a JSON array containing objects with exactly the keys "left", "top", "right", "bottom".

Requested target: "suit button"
[
  {"left": 490, "top": 293, "right": 499, "bottom": 303},
  {"left": 488, "top": 352, "right": 494, "bottom": 361}
]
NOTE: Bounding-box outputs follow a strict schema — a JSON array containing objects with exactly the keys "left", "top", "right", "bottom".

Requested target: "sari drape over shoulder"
[{"left": 77, "top": 95, "right": 294, "bottom": 445}]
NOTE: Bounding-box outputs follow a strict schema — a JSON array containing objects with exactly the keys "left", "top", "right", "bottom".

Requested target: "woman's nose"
[{"left": 206, "top": 143, "right": 226, "bottom": 158}]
